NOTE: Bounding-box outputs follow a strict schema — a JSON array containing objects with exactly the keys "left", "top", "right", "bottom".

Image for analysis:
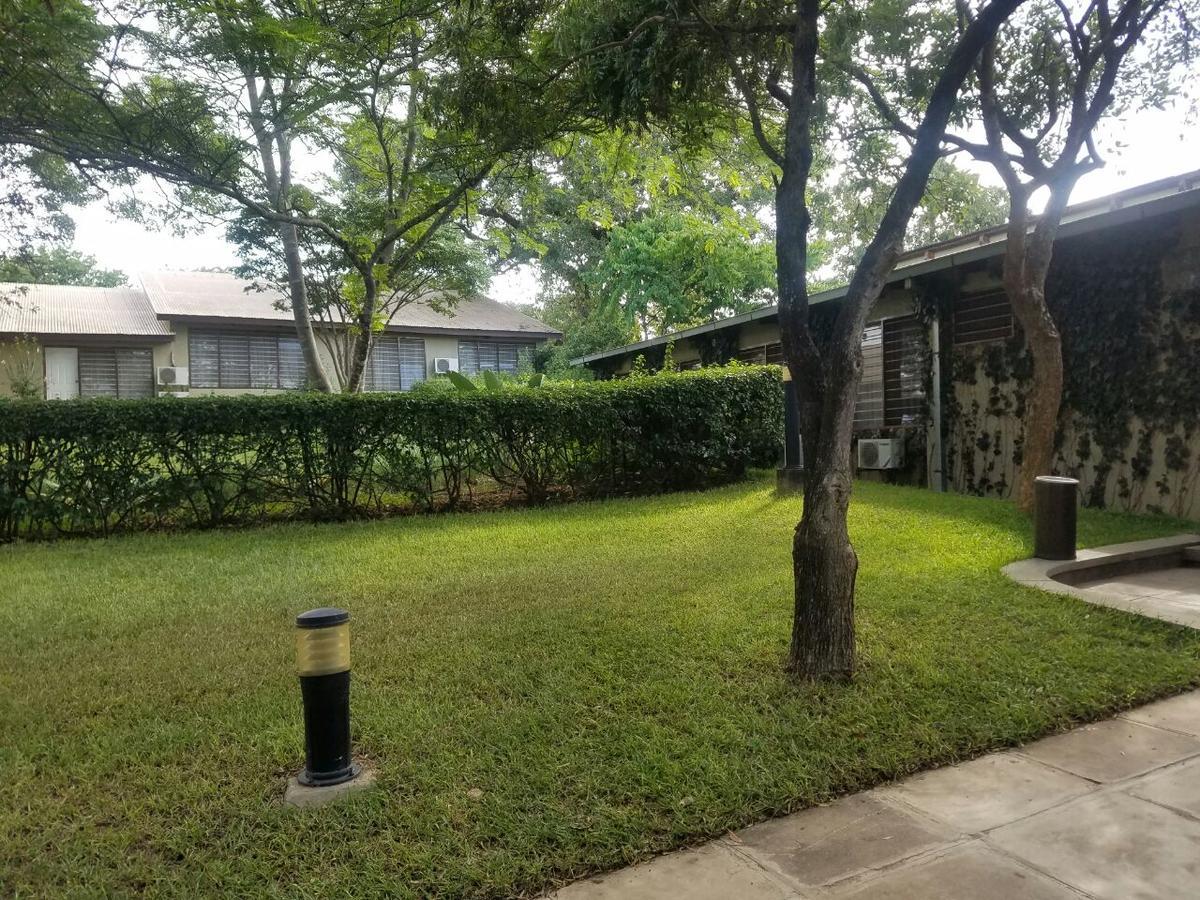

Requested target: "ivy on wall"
[{"left": 941, "top": 213, "right": 1200, "bottom": 518}]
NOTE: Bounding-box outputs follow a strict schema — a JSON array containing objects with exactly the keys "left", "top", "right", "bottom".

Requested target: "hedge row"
[{"left": 0, "top": 366, "right": 782, "bottom": 540}]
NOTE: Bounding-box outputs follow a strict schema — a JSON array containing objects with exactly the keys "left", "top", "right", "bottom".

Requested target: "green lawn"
[{"left": 2, "top": 475, "right": 1198, "bottom": 897}]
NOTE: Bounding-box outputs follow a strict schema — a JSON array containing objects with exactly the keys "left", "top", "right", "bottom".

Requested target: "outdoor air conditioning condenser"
[
  {"left": 857, "top": 438, "right": 905, "bottom": 470},
  {"left": 434, "top": 358, "right": 459, "bottom": 374}
]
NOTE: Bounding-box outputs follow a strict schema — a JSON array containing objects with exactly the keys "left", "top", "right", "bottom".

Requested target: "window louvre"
[
  {"left": 882, "top": 316, "right": 926, "bottom": 426},
  {"left": 366, "top": 337, "right": 402, "bottom": 392},
  {"left": 853, "top": 324, "right": 885, "bottom": 430},
  {"left": 953, "top": 290, "right": 1013, "bottom": 345},
  {"left": 190, "top": 329, "right": 310, "bottom": 390},
  {"left": 457, "top": 340, "right": 533, "bottom": 376},
  {"left": 397, "top": 338, "right": 426, "bottom": 389},
  {"left": 79, "top": 347, "right": 153, "bottom": 398}
]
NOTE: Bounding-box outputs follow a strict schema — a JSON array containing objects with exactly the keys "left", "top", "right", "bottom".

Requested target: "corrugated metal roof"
[
  {"left": 138, "top": 270, "right": 560, "bottom": 336},
  {"left": 0, "top": 282, "right": 173, "bottom": 338},
  {"left": 573, "top": 168, "right": 1200, "bottom": 366}
]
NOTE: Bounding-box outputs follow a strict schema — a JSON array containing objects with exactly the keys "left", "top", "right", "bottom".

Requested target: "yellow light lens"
[
  {"left": 781, "top": 366, "right": 792, "bottom": 382},
  {"left": 296, "top": 621, "right": 351, "bottom": 676}
]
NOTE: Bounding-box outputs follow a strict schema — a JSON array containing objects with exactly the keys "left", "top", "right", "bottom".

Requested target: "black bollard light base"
[{"left": 776, "top": 466, "right": 805, "bottom": 494}]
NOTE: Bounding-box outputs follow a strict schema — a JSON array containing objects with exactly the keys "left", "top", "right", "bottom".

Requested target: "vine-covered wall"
[{"left": 944, "top": 210, "right": 1200, "bottom": 520}]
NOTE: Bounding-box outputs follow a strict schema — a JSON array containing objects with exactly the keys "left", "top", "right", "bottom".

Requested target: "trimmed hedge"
[{"left": 0, "top": 366, "right": 782, "bottom": 540}]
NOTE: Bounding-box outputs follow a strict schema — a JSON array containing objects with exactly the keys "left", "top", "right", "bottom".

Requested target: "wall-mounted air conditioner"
[
  {"left": 157, "top": 366, "right": 189, "bottom": 386},
  {"left": 857, "top": 438, "right": 905, "bottom": 470},
  {"left": 434, "top": 358, "right": 459, "bottom": 374}
]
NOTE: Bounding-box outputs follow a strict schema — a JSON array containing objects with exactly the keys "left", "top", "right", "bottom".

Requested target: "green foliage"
[
  {"left": 591, "top": 209, "right": 776, "bottom": 336},
  {"left": 0, "top": 367, "right": 782, "bottom": 539},
  {"left": 0, "top": 246, "right": 127, "bottom": 287},
  {"left": 0, "top": 336, "right": 42, "bottom": 399}
]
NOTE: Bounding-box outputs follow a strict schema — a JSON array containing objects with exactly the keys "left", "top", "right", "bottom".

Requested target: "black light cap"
[{"left": 296, "top": 607, "right": 350, "bottom": 629}]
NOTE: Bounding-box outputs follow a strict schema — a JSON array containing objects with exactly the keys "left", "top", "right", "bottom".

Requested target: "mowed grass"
[{"left": 2, "top": 475, "right": 1199, "bottom": 897}]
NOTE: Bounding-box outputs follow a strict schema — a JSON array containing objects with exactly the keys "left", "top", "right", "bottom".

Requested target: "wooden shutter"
[
  {"left": 397, "top": 338, "right": 425, "bottom": 390},
  {"left": 883, "top": 316, "right": 926, "bottom": 426},
  {"left": 190, "top": 330, "right": 220, "bottom": 388}
]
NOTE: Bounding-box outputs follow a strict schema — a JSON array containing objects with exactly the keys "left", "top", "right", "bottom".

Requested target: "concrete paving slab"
[
  {"left": 1127, "top": 758, "right": 1200, "bottom": 818},
  {"left": 833, "top": 843, "right": 1083, "bottom": 900},
  {"left": 733, "top": 794, "right": 956, "bottom": 888},
  {"left": 877, "top": 752, "right": 1093, "bottom": 833},
  {"left": 549, "top": 842, "right": 801, "bottom": 900},
  {"left": 1121, "top": 691, "right": 1200, "bottom": 737},
  {"left": 1018, "top": 718, "right": 1200, "bottom": 782},
  {"left": 987, "top": 791, "right": 1200, "bottom": 900}
]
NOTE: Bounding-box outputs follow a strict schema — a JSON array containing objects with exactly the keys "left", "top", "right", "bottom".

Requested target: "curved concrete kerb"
[{"left": 1003, "top": 534, "right": 1200, "bottom": 629}]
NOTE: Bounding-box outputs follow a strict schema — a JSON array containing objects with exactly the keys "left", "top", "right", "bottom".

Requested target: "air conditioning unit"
[
  {"left": 434, "top": 357, "right": 459, "bottom": 374},
  {"left": 157, "top": 366, "right": 189, "bottom": 386},
  {"left": 857, "top": 438, "right": 905, "bottom": 470}
]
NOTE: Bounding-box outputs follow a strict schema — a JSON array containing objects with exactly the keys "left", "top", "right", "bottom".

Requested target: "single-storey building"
[
  {"left": 575, "top": 170, "right": 1200, "bottom": 522},
  {"left": 0, "top": 270, "right": 559, "bottom": 399}
]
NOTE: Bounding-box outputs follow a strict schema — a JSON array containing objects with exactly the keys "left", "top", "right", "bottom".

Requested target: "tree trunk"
[
  {"left": 280, "top": 222, "right": 336, "bottom": 392},
  {"left": 779, "top": 0, "right": 1027, "bottom": 679},
  {"left": 1008, "top": 280, "right": 1063, "bottom": 511}
]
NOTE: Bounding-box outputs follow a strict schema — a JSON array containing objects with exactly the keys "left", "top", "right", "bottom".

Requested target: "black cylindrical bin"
[
  {"left": 295, "top": 607, "right": 359, "bottom": 786},
  {"left": 1034, "top": 476, "right": 1079, "bottom": 561}
]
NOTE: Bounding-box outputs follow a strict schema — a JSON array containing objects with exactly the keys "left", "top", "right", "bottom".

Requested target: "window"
[
  {"left": 852, "top": 316, "right": 927, "bottom": 430},
  {"left": 734, "top": 342, "right": 784, "bottom": 365},
  {"left": 79, "top": 347, "right": 154, "bottom": 398},
  {"left": 189, "top": 329, "right": 307, "bottom": 389},
  {"left": 365, "top": 336, "right": 426, "bottom": 392},
  {"left": 953, "top": 290, "right": 1013, "bottom": 345},
  {"left": 457, "top": 339, "right": 534, "bottom": 376},
  {"left": 882, "top": 316, "right": 926, "bottom": 426},
  {"left": 853, "top": 324, "right": 885, "bottom": 430}
]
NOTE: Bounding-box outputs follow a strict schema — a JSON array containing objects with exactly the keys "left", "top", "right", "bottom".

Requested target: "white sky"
[{"left": 67, "top": 103, "right": 1196, "bottom": 306}]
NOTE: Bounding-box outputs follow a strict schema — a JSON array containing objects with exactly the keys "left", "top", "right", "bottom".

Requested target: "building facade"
[
  {"left": 0, "top": 270, "right": 559, "bottom": 399},
  {"left": 576, "top": 172, "right": 1200, "bottom": 521}
]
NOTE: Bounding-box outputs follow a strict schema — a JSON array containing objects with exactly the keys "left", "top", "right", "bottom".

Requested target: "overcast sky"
[{"left": 67, "top": 101, "right": 1197, "bottom": 306}]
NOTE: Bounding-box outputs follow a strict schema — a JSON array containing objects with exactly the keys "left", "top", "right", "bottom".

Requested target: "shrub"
[{"left": 0, "top": 366, "right": 782, "bottom": 540}]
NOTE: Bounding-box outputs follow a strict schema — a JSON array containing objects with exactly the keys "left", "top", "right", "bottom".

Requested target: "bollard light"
[
  {"left": 1034, "top": 475, "right": 1079, "bottom": 561},
  {"left": 295, "top": 607, "right": 359, "bottom": 787}
]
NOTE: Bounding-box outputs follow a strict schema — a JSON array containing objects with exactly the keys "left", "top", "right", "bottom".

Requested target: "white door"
[{"left": 44, "top": 347, "right": 79, "bottom": 399}]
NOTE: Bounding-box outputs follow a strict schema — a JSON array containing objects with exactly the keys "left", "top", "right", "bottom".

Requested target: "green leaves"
[
  {"left": 446, "top": 371, "right": 477, "bottom": 393},
  {"left": 0, "top": 367, "right": 783, "bottom": 539}
]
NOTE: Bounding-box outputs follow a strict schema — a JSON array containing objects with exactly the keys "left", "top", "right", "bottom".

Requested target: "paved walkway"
[{"left": 553, "top": 689, "right": 1200, "bottom": 898}]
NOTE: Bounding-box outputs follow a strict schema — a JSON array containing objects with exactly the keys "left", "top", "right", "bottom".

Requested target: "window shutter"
[
  {"left": 190, "top": 330, "right": 220, "bottom": 388},
  {"left": 853, "top": 324, "right": 885, "bottom": 430},
  {"left": 458, "top": 340, "right": 479, "bottom": 376},
  {"left": 497, "top": 342, "right": 519, "bottom": 374},
  {"left": 248, "top": 335, "right": 279, "bottom": 389},
  {"left": 79, "top": 348, "right": 118, "bottom": 397},
  {"left": 366, "top": 336, "right": 401, "bottom": 392},
  {"left": 953, "top": 290, "right": 1013, "bottom": 345},
  {"left": 219, "top": 333, "right": 251, "bottom": 388},
  {"left": 398, "top": 338, "right": 426, "bottom": 390},
  {"left": 116, "top": 348, "right": 153, "bottom": 398},
  {"left": 882, "top": 316, "right": 926, "bottom": 427},
  {"left": 278, "top": 338, "right": 306, "bottom": 389}
]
